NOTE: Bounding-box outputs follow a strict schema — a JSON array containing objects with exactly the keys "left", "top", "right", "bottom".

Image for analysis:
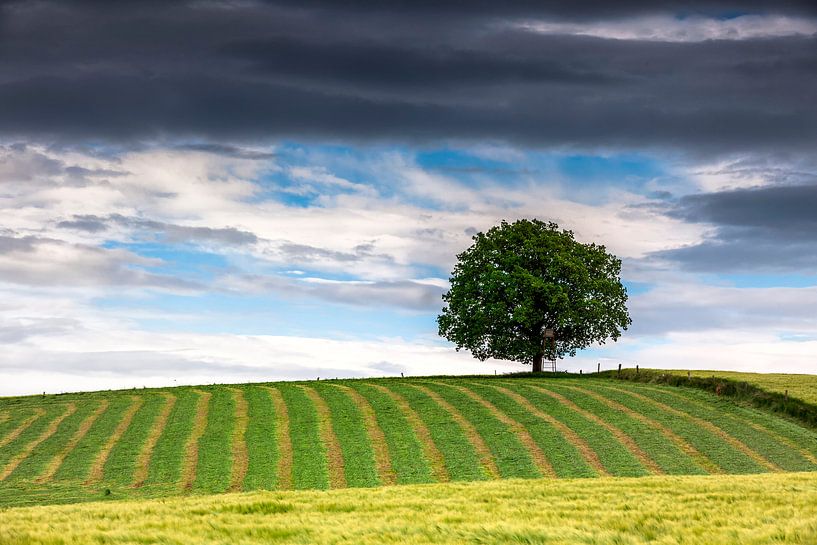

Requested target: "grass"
[
  {"left": 383, "top": 382, "right": 486, "bottom": 482},
  {"left": 632, "top": 385, "right": 813, "bottom": 471},
  {"left": 420, "top": 381, "right": 540, "bottom": 479},
  {"left": 0, "top": 402, "right": 69, "bottom": 479},
  {"left": 1, "top": 472, "right": 816, "bottom": 544},
  {"left": 276, "top": 385, "right": 327, "bottom": 490},
  {"left": 142, "top": 389, "right": 196, "bottom": 491},
  {"left": 348, "top": 383, "right": 433, "bottom": 485},
  {"left": 609, "top": 368, "right": 817, "bottom": 430},
  {"left": 102, "top": 394, "right": 165, "bottom": 486},
  {"left": 242, "top": 387, "right": 278, "bottom": 491},
  {"left": 193, "top": 387, "right": 235, "bottom": 493},
  {"left": 4, "top": 401, "right": 90, "bottom": 483},
  {"left": 666, "top": 370, "right": 817, "bottom": 404},
  {"left": 509, "top": 382, "right": 648, "bottom": 476},
  {"left": 543, "top": 383, "right": 705, "bottom": 475},
  {"left": 0, "top": 374, "right": 816, "bottom": 508},
  {"left": 586, "top": 383, "right": 764, "bottom": 474},
  {"left": 311, "top": 383, "right": 379, "bottom": 487},
  {"left": 464, "top": 381, "right": 596, "bottom": 478}
]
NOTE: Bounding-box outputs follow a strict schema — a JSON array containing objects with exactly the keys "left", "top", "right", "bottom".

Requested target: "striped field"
[{"left": 1, "top": 376, "right": 816, "bottom": 508}]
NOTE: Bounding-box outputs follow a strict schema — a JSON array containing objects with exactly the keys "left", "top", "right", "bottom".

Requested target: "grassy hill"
[{"left": 1, "top": 375, "right": 817, "bottom": 509}]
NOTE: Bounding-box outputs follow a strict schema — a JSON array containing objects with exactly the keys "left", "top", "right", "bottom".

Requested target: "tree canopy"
[{"left": 437, "top": 219, "right": 631, "bottom": 372}]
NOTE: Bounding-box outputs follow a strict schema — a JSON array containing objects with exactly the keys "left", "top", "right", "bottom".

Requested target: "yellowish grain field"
[{"left": 2, "top": 472, "right": 816, "bottom": 545}]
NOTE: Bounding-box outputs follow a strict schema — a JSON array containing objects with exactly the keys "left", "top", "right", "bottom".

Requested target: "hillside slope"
[{"left": 1, "top": 376, "right": 816, "bottom": 508}]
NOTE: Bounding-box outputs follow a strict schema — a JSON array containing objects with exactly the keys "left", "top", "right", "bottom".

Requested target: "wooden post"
[
  {"left": 617, "top": 363, "right": 621, "bottom": 377},
  {"left": 785, "top": 389, "right": 788, "bottom": 401},
  {"left": 688, "top": 370, "right": 691, "bottom": 379},
  {"left": 597, "top": 362, "right": 600, "bottom": 374},
  {"left": 636, "top": 365, "right": 639, "bottom": 374}
]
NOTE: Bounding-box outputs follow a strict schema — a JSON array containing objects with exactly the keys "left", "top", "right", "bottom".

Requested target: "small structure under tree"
[{"left": 437, "top": 219, "right": 631, "bottom": 372}]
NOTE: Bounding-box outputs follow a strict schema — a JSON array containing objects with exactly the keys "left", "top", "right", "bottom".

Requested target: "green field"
[
  {"left": 2, "top": 375, "right": 817, "bottom": 509},
  {"left": 664, "top": 370, "right": 817, "bottom": 404},
  {"left": 1, "top": 472, "right": 816, "bottom": 544}
]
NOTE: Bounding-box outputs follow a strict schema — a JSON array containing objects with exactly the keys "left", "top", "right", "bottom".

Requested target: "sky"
[{"left": 2, "top": 0, "right": 817, "bottom": 395}]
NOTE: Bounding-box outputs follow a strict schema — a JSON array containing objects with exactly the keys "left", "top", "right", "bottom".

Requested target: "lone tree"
[{"left": 437, "top": 219, "right": 631, "bottom": 372}]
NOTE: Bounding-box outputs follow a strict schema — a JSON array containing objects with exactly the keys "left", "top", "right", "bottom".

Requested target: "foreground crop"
[{"left": 1, "top": 472, "right": 816, "bottom": 544}]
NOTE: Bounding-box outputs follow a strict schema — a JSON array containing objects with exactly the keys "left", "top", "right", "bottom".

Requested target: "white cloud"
[
  {"left": 520, "top": 15, "right": 817, "bottom": 43},
  {"left": 629, "top": 281, "right": 817, "bottom": 336},
  {"left": 0, "top": 323, "right": 521, "bottom": 396},
  {"left": 1, "top": 144, "right": 705, "bottom": 285},
  {"left": 4, "top": 143, "right": 815, "bottom": 392}
]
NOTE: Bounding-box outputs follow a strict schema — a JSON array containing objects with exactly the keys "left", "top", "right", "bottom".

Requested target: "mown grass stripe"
[
  {"left": 464, "top": 381, "right": 594, "bottom": 478},
  {"left": 728, "top": 419, "right": 817, "bottom": 467},
  {"left": 228, "top": 388, "right": 249, "bottom": 492},
  {"left": 605, "top": 385, "right": 781, "bottom": 473},
  {"left": 0, "top": 403, "right": 77, "bottom": 482},
  {"left": 277, "top": 385, "right": 327, "bottom": 490},
  {"left": 262, "top": 386, "right": 292, "bottom": 490},
  {"left": 385, "top": 382, "right": 484, "bottom": 482},
  {"left": 143, "top": 390, "right": 199, "bottom": 487},
  {"left": 443, "top": 382, "right": 555, "bottom": 478},
  {"left": 490, "top": 384, "right": 608, "bottom": 476},
  {"left": 635, "top": 385, "right": 817, "bottom": 471},
  {"left": 528, "top": 385, "right": 661, "bottom": 475},
  {"left": 421, "top": 381, "right": 540, "bottom": 480},
  {"left": 350, "top": 383, "right": 433, "bottom": 485},
  {"left": 409, "top": 384, "right": 500, "bottom": 480},
  {"left": 132, "top": 393, "right": 177, "bottom": 488},
  {"left": 104, "top": 394, "right": 169, "bottom": 487},
  {"left": 0, "top": 408, "right": 45, "bottom": 450},
  {"left": 37, "top": 400, "right": 110, "bottom": 483},
  {"left": 242, "top": 387, "right": 277, "bottom": 491},
  {"left": 193, "top": 388, "right": 235, "bottom": 493},
  {"left": 180, "top": 390, "right": 211, "bottom": 490},
  {"left": 368, "top": 383, "right": 448, "bottom": 483},
  {"left": 566, "top": 385, "right": 721, "bottom": 474},
  {"left": 53, "top": 397, "right": 132, "bottom": 484},
  {"left": 587, "top": 383, "right": 759, "bottom": 474},
  {"left": 85, "top": 396, "right": 143, "bottom": 485},
  {"left": 301, "top": 386, "right": 346, "bottom": 489},
  {"left": 326, "top": 383, "right": 396, "bottom": 486}
]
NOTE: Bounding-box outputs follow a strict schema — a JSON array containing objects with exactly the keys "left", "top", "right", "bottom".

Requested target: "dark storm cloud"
[
  {"left": 654, "top": 184, "right": 817, "bottom": 271},
  {"left": 671, "top": 184, "right": 817, "bottom": 232},
  {"left": 1, "top": 1, "right": 816, "bottom": 154}
]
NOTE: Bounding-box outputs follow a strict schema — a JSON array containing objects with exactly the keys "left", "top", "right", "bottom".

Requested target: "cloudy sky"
[{"left": 2, "top": 1, "right": 817, "bottom": 395}]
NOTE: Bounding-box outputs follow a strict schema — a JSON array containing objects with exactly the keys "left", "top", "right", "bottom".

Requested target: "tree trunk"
[{"left": 533, "top": 353, "right": 544, "bottom": 373}]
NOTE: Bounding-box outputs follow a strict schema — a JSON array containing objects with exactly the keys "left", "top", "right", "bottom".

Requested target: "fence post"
[
  {"left": 636, "top": 365, "right": 639, "bottom": 374},
  {"left": 597, "top": 362, "right": 600, "bottom": 374},
  {"left": 617, "top": 363, "right": 621, "bottom": 377}
]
